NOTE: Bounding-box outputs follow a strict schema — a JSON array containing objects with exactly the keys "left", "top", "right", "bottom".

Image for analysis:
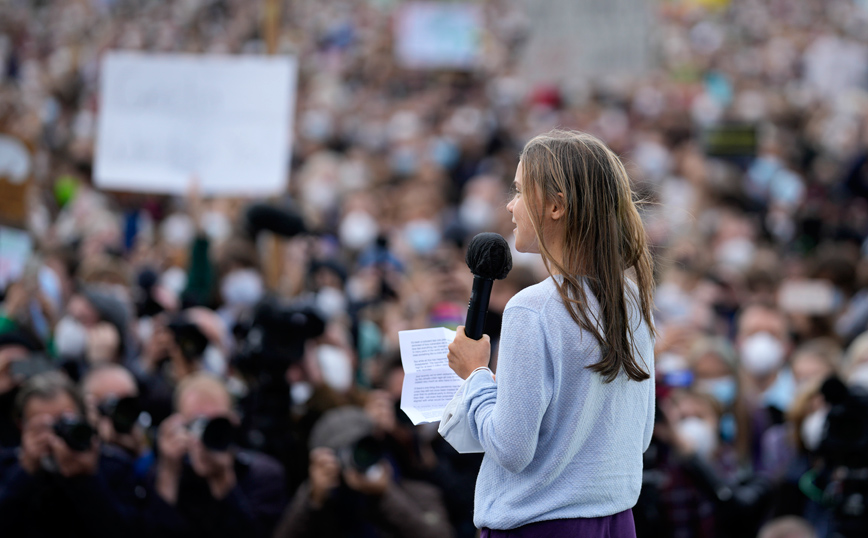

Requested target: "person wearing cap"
[
  {"left": 146, "top": 372, "right": 286, "bottom": 538},
  {"left": 273, "top": 405, "right": 453, "bottom": 538}
]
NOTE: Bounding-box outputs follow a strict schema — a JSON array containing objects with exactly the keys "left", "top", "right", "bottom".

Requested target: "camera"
[
  {"left": 97, "top": 396, "right": 142, "bottom": 435},
  {"left": 814, "top": 376, "right": 868, "bottom": 538},
  {"left": 234, "top": 299, "right": 326, "bottom": 374},
  {"left": 167, "top": 317, "right": 209, "bottom": 361},
  {"left": 188, "top": 416, "right": 235, "bottom": 452},
  {"left": 53, "top": 416, "right": 96, "bottom": 452},
  {"left": 339, "top": 434, "right": 385, "bottom": 475}
]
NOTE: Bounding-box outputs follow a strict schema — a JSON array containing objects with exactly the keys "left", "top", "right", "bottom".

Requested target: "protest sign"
[
  {"left": 394, "top": 2, "right": 482, "bottom": 70},
  {"left": 95, "top": 52, "right": 297, "bottom": 196},
  {"left": 0, "top": 226, "right": 32, "bottom": 292},
  {"left": 517, "top": 0, "right": 654, "bottom": 88},
  {"left": 0, "top": 134, "right": 32, "bottom": 227}
]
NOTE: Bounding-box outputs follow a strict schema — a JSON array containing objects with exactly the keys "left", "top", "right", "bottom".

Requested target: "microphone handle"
[{"left": 465, "top": 275, "right": 494, "bottom": 340}]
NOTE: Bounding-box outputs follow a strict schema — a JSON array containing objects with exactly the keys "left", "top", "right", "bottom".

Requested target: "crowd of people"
[{"left": 1, "top": 0, "right": 868, "bottom": 536}]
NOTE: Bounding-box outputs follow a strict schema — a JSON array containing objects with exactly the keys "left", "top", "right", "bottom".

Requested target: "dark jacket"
[
  {"left": 274, "top": 477, "right": 454, "bottom": 538},
  {"left": 145, "top": 449, "right": 287, "bottom": 538},
  {"left": 0, "top": 445, "right": 145, "bottom": 538}
]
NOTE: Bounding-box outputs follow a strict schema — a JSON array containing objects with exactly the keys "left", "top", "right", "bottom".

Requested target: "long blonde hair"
[{"left": 520, "top": 130, "right": 655, "bottom": 382}]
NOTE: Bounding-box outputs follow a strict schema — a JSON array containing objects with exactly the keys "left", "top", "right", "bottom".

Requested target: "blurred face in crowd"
[
  {"left": 667, "top": 391, "right": 721, "bottom": 460},
  {"left": 66, "top": 294, "right": 101, "bottom": 328},
  {"left": 737, "top": 305, "right": 790, "bottom": 378},
  {"left": 178, "top": 381, "right": 231, "bottom": 423},
  {"left": 21, "top": 392, "right": 81, "bottom": 463},
  {"left": 85, "top": 367, "right": 138, "bottom": 403},
  {"left": 23, "top": 392, "right": 79, "bottom": 425},
  {"left": 691, "top": 351, "right": 738, "bottom": 408},
  {"left": 83, "top": 366, "right": 141, "bottom": 449},
  {"left": 791, "top": 352, "right": 833, "bottom": 391},
  {"left": 177, "top": 379, "right": 234, "bottom": 477}
]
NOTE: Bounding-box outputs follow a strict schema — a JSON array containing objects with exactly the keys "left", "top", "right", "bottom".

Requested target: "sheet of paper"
[{"left": 398, "top": 327, "right": 463, "bottom": 425}]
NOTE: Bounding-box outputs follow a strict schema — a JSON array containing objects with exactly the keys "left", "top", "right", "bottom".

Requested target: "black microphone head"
[
  {"left": 465, "top": 232, "right": 512, "bottom": 280},
  {"left": 244, "top": 203, "right": 307, "bottom": 240}
]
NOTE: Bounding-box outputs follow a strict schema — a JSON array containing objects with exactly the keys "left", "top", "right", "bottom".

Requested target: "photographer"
[
  {"left": 82, "top": 364, "right": 151, "bottom": 462},
  {"left": 135, "top": 308, "right": 229, "bottom": 425},
  {"left": 0, "top": 371, "right": 142, "bottom": 537},
  {"left": 147, "top": 372, "right": 286, "bottom": 538},
  {"left": 274, "top": 406, "right": 453, "bottom": 538}
]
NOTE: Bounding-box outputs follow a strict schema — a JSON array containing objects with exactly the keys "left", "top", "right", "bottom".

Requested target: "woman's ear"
[{"left": 549, "top": 193, "right": 566, "bottom": 221}]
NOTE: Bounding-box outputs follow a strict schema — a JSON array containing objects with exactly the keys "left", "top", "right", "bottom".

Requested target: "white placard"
[
  {"left": 394, "top": 2, "right": 483, "bottom": 70},
  {"left": 517, "top": 0, "right": 654, "bottom": 86},
  {"left": 95, "top": 52, "right": 297, "bottom": 196},
  {"left": 0, "top": 226, "right": 32, "bottom": 291}
]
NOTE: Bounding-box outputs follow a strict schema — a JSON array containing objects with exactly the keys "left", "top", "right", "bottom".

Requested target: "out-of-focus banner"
[
  {"left": 394, "top": 2, "right": 482, "bottom": 70},
  {"left": 517, "top": 0, "right": 654, "bottom": 87},
  {"left": 0, "top": 134, "right": 32, "bottom": 227},
  {"left": 95, "top": 52, "right": 297, "bottom": 196},
  {"left": 0, "top": 226, "right": 32, "bottom": 292}
]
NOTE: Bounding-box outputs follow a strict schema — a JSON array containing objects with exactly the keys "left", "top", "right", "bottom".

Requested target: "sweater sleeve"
[{"left": 463, "top": 305, "right": 553, "bottom": 474}]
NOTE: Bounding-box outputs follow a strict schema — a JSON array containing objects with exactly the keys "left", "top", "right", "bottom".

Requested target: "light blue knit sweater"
[{"left": 462, "top": 276, "right": 656, "bottom": 530}]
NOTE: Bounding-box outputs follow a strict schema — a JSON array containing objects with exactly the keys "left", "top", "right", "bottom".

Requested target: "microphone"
[
  {"left": 244, "top": 203, "right": 307, "bottom": 240},
  {"left": 464, "top": 233, "right": 512, "bottom": 340}
]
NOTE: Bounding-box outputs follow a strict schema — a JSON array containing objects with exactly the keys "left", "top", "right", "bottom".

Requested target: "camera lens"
[
  {"left": 349, "top": 435, "right": 384, "bottom": 472},
  {"left": 54, "top": 416, "right": 95, "bottom": 452},
  {"left": 189, "top": 416, "right": 235, "bottom": 452},
  {"left": 111, "top": 397, "right": 141, "bottom": 434}
]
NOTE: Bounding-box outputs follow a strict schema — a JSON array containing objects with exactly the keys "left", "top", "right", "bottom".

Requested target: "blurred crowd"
[{"left": 1, "top": 0, "right": 868, "bottom": 537}]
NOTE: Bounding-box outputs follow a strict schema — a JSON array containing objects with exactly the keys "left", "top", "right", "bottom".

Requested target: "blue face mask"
[
  {"left": 696, "top": 376, "right": 737, "bottom": 407},
  {"left": 719, "top": 413, "right": 737, "bottom": 443},
  {"left": 763, "top": 368, "right": 796, "bottom": 412},
  {"left": 404, "top": 221, "right": 440, "bottom": 254}
]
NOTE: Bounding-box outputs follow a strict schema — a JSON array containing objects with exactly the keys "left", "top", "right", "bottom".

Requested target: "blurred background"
[{"left": 1, "top": 1, "right": 868, "bottom": 537}]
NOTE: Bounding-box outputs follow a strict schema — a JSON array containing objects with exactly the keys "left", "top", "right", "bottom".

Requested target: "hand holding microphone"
[{"left": 447, "top": 233, "right": 512, "bottom": 379}]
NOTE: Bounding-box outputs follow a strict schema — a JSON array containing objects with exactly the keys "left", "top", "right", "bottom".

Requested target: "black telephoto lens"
[{"left": 53, "top": 416, "right": 95, "bottom": 452}]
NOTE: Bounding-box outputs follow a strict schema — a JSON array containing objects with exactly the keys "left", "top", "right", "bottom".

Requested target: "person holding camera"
[
  {"left": 0, "top": 371, "right": 143, "bottom": 537},
  {"left": 135, "top": 308, "right": 228, "bottom": 425},
  {"left": 147, "top": 372, "right": 286, "bottom": 538},
  {"left": 83, "top": 364, "right": 151, "bottom": 463},
  {"left": 274, "top": 406, "right": 453, "bottom": 538}
]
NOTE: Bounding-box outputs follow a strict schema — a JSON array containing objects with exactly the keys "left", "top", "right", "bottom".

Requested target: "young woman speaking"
[{"left": 448, "top": 130, "right": 656, "bottom": 537}]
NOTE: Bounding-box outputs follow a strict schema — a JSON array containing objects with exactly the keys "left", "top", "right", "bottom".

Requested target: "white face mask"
[
  {"left": 740, "top": 332, "right": 786, "bottom": 376},
  {"left": 676, "top": 416, "right": 719, "bottom": 459},
  {"left": 317, "top": 345, "right": 353, "bottom": 393},
  {"left": 801, "top": 407, "right": 828, "bottom": 452},
  {"left": 220, "top": 269, "right": 264, "bottom": 308},
  {"left": 202, "top": 345, "right": 227, "bottom": 377},
  {"left": 459, "top": 196, "right": 495, "bottom": 232},
  {"left": 339, "top": 211, "right": 378, "bottom": 250},
  {"left": 54, "top": 316, "right": 88, "bottom": 359},
  {"left": 201, "top": 210, "right": 232, "bottom": 242},
  {"left": 161, "top": 213, "right": 195, "bottom": 247},
  {"left": 316, "top": 286, "right": 347, "bottom": 321},
  {"left": 291, "top": 381, "right": 313, "bottom": 405}
]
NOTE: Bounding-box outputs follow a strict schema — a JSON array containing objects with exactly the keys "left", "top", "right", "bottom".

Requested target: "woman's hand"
[{"left": 447, "top": 326, "right": 491, "bottom": 380}]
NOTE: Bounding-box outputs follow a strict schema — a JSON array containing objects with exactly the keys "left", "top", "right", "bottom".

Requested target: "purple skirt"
[{"left": 480, "top": 509, "right": 636, "bottom": 538}]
